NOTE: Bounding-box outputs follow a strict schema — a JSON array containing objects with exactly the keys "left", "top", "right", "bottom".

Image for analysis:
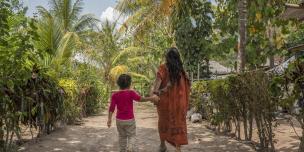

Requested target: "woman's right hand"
[{"left": 151, "top": 95, "right": 160, "bottom": 105}]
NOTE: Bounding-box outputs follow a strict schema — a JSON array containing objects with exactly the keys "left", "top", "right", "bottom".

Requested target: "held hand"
[
  {"left": 107, "top": 119, "right": 112, "bottom": 128},
  {"left": 151, "top": 95, "right": 160, "bottom": 105}
]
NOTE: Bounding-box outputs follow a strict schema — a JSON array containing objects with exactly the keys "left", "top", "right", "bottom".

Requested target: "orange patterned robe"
[{"left": 156, "top": 64, "right": 190, "bottom": 146}]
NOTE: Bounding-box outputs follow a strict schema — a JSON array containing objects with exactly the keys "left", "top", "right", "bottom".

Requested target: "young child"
[{"left": 107, "top": 74, "right": 159, "bottom": 152}]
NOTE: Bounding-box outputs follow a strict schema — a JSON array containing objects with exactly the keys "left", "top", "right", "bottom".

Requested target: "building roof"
[
  {"left": 281, "top": 2, "right": 304, "bottom": 21},
  {"left": 209, "top": 61, "right": 232, "bottom": 75},
  {"left": 288, "top": 43, "right": 304, "bottom": 52}
]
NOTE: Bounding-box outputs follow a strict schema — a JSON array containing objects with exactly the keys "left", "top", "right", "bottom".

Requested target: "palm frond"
[
  {"left": 73, "top": 14, "right": 99, "bottom": 33},
  {"left": 118, "top": 7, "right": 149, "bottom": 33},
  {"left": 70, "top": 0, "right": 83, "bottom": 21},
  {"left": 159, "top": 0, "right": 176, "bottom": 15},
  {"left": 36, "top": 6, "right": 52, "bottom": 18},
  {"left": 129, "top": 72, "right": 150, "bottom": 82},
  {"left": 36, "top": 7, "right": 63, "bottom": 56},
  {"left": 54, "top": 32, "right": 78, "bottom": 64},
  {"left": 50, "top": 0, "right": 60, "bottom": 13},
  {"left": 127, "top": 57, "right": 145, "bottom": 64},
  {"left": 118, "top": 0, "right": 177, "bottom": 37},
  {"left": 116, "top": 0, "right": 139, "bottom": 15},
  {"left": 119, "top": 3, "right": 162, "bottom": 38},
  {"left": 109, "top": 65, "right": 129, "bottom": 82},
  {"left": 62, "top": 0, "right": 72, "bottom": 30},
  {"left": 39, "top": 53, "right": 52, "bottom": 68},
  {"left": 134, "top": 9, "right": 163, "bottom": 38},
  {"left": 112, "top": 47, "right": 143, "bottom": 65}
]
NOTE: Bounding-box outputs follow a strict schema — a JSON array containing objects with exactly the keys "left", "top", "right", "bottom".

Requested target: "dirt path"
[{"left": 19, "top": 103, "right": 257, "bottom": 152}]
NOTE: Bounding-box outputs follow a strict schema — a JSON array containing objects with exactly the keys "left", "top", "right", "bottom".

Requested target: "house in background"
[{"left": 269, "top": 0, "right": 304, "bottom": 75}]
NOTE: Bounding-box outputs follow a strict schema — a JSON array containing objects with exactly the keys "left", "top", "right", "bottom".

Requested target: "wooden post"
[
  {"left": 197, "top": 63, "right": 200, "bottom": 81},
  {"left": 191, "top": 72, "right": 194, "bottom": 83}
]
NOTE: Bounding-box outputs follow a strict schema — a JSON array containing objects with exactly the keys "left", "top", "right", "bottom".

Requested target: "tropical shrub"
[
  {"left": 283, "top": 55, "right": 304, "bottom": 151},
  {"left": 192, "top": 71, "right": 280, "bottom": 151},
  {"left": 58, "top": 79, "right": 80, "bottom": 123}
]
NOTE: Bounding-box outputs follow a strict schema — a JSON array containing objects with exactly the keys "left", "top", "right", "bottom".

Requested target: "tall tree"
[
  {"left": 215, "top": 0, "right": 290, "bottom": 71},
  {"left": 172, "top": 0, "right": 213, "bottom": 76},
  {"left": 238, "top": 0, "right": 247, "bottom": 73},
  {"left": 46, "top": 0, "right": 98, "bottom": 33},
  {"left": 84, "top": 21, "right": 149, "bottom": 86},
  {"left": 116, "top": 0, "right": 177, "bottom": 37}
]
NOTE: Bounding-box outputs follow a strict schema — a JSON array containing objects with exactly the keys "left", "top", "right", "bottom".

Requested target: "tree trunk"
[
  {"left": 248, "top": 112, "right": 253, "bottom": 140},
  {"left": 299, "top": 128, "right": 304, "bottom": 152},
  {"left": 269, "top": 55, "right": 275, "bottom": 68},
  {"left": 197, "top": 62, "right": 200, "bottom": 81},
  {"left": 236, "top": 117, "right": 241, "bottom": 140},
  {"left": 237, "top": 0, "right": 247, "bottom": 73},
  {"left": 267, "top": 25, "right": 275, "bottom": 68},
  {"left": 243, "top": 110, "right": 249, "bottom": 140},
  {"left": 0, "top": 119, "right": 3, "bottom": 147},
  {"left": 206, "top": 58, "right": 210, "bottom": 78},
  {"left": 191, "top": 72, "right": 194, "bottom": 83}
]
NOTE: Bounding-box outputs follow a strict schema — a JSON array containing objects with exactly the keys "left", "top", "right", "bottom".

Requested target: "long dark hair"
[{"left": 165, "top": 47, "right": 185, "bottom": 85}]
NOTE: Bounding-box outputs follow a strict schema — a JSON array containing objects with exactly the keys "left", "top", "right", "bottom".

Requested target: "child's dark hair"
[{"left": 117, "top": 74, "right": 132, "bottom": 89}]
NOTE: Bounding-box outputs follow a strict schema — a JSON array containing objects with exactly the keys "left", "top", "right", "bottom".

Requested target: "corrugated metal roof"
[
  {"left": 209, "top": 61, "right": 232, "bottom": 75},
  {"left": 288, "top": 44, "right": 304, "bottom": 52},
  {"left": 281, "top": 3, "right": 304, "bottom": 21}
]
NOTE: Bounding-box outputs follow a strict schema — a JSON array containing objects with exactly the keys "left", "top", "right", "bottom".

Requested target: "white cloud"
[
  {"left": 100, "top": 7, "right": 117, "bottom": 22},
  {"left": 100, "top": 7, "right": 127, "bottom": 27}
]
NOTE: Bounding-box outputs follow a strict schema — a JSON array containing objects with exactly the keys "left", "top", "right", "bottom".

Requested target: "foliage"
[
  {"left": 58, "top": 79, "right": 80, "bottom": 123},
  {"left": 214, "top": 0, "right": 291, "bottom": 69},
  {"left": 192, "top": 71, "right": 280, "bottom": 150},
  {"left": 190, "top": 81, "right": 208, "bottom": 114},
  {"left": 0, "top": 0, "right": 41, "bottom": 150},
  {"left": 172, "top": 0, "right": 213, "bottom": 73},
  {"left": 35, "top": 0, "right": 97, "bottom": 78},
  {"left": 116, "top": 0, "right": 176, "bottom": 37},
  {"left": 2, "top": 0, "right": 304, "bottom": 151},
  {"left": 74, "top": 63, "right": 108, "bottom": 116},
  {"left": 282, "top": 55, "right": 304, "bottom": 151},
  {"left": 83, "top": 20, "right": 155, "bottom": 94},
  {"left": 0, "top": 1, "right": 104, "bottom": 150}
]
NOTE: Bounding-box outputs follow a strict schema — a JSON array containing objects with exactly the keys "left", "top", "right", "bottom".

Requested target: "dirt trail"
[{"left": 19, "top": 103, "right": 259, "bottom": 152}]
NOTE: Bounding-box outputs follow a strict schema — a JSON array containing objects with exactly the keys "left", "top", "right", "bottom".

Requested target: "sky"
[
  {"left": 23, "top": 0, "right": 117, "bottom": 20},
  {"left": 24, "top": 0, "right": 216, "bottom": 24}
]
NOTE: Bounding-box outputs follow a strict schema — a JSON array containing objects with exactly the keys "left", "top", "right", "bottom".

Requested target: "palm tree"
[
  {"left": 116, "top": 0, "right": 177, "bottom": 37},
  {"left": 35, "top": 0, "right": 98, "bottom": 77},
  {"left": 85, "top": 20, "right": 149, "bottom": 85},
  {"left": 46, "top": 0, "right": 98, "bottom": 33}
]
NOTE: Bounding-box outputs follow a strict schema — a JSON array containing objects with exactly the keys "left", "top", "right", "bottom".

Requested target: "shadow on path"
[{"left": 20, "top": 103, "right": 256, "bottom": 152}]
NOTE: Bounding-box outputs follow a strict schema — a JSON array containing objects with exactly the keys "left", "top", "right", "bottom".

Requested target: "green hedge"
[{"left": 191, "top": 71, "right": 281, "bottom": 150}]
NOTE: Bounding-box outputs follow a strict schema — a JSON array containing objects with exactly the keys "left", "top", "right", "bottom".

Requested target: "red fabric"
[
  {"left": 156, "top": 64, "right": 190, "bottom": 146},
  {"left": 109, "top": 90, "right": 141, "bottom": 120}
]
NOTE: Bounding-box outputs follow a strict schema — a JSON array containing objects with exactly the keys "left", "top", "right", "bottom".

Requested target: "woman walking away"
[
  {"left": 151, "top": 47, "right": 191, "bottom": 152},
  {"left": 107, "top": 74, "right": 159, "bottom": 152}
]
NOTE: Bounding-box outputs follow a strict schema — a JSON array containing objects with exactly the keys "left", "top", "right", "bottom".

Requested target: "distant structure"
[
  {"left": 269, "top": 0, "right": 304, "bottom": 75},
  {"left": 281, "top": 0, "right": 304, "bottom": 21}
]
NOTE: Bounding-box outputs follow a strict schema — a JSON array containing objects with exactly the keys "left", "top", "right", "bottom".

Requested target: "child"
[{"left": 107, "top": 74, "right": 159, "bottom": 152}]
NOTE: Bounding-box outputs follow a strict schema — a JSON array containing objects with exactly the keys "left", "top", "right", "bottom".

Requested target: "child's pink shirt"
[{"left": 109, "top": 90, "right": 141, "bottom": 120}]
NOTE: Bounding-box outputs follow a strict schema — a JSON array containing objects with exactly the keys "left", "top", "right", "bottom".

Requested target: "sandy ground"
[{"left": 18, "top": 103, "right": 300, "bottom": 152}]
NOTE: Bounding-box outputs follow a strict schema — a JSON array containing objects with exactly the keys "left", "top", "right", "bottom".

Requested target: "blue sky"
[
  {"left": 23, "top": 0, "right": 117, "bottom": 18},
  {"left": 24, "top": 0, "right": 216, "bottom": 23}
]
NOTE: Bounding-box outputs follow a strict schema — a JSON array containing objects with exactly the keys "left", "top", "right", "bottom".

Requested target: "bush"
[
  {"left": 191, "top": 71, "right": 279, "bottom": 151},
  {"left": 78, "top": 82, "right": 108, "bottom": 117},
  {"left": 191, "top": 81, "right": 208, "bottom": 113},
  {"left": 59, "top": 79, "right": 80, "bottom": 123}
]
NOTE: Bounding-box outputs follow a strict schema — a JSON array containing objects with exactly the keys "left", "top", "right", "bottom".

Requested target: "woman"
[{"left": 151, "top": 47, "right": 190, "bottom": 152}]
